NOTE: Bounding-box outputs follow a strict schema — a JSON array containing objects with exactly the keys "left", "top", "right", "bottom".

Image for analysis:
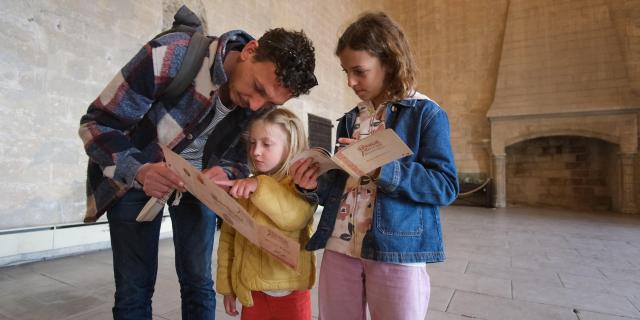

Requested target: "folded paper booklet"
[
  {"left": 291, "top": 128, "right": 413, "bottom": 177},
  {"left": 136, "top": 191, "right": 171, "bottom": 222},
  {"left": 158, "top": 145, "right": 300, "bottom": 269}
]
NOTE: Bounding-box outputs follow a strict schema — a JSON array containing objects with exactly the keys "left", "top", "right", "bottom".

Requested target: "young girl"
[
  {"left": 215, "top": 108, "right": 316, "bottom": 320},
  {"left": 292, "top": 12, "right": 459, "bottom": 319}
]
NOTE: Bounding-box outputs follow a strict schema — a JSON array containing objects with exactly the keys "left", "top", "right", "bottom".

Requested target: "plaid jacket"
[{"left": 79, "top": 30, "right": 256, "bottom": 222}]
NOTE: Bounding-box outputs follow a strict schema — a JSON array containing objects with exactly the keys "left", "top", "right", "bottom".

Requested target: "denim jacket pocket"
[{"left": 374, "top": 197, "right": 423, "bottom": 237}]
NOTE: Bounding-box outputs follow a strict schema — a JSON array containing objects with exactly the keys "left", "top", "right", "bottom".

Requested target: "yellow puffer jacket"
[{"left": 216, "top": 175, "right": 316, "bottom": 307}]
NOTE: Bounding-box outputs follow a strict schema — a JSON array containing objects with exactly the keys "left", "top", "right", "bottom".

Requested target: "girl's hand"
[
  {"left": 336, "top": 137, "right": 358, "bottom": 151},
  {"left": 290, "top": 158, "right": 320, "bottom": 190},
  {"left": 218, "top": 178, "right": 258, "bottom": 199},
  {"left": 223, "top": 294, "right": 239, "bottom": 316}
]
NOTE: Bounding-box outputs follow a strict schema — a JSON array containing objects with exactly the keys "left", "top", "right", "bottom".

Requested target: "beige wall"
[
  {"left": 388, "top": 0, "right": 639, "bottom": 208},
  {"left": 0, "top": 0, "right": 383, "bottom": 229},
  {"left": 0, "top": 1, "right": 164, "bottom": 229},
  {"left": 386, "top": 0, "right": 510, "bottom": 180},
  {"left": 200, "top": 0, "right": 384, "bottom": 124},
  {"left": 490, "top": 0, "right": 640, "bottom": 118},
  {"left": 1, "top": 0, "right": 639, "bottom": 229}
]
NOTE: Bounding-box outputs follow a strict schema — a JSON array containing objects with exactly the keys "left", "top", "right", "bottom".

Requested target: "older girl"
[{"left": 292, "top": 11, "right": 458, "bottom": 319}]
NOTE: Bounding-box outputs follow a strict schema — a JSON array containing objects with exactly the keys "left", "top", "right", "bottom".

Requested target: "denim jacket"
[{"left": 305, "top": 97, "right": 459, "bottom": 263}]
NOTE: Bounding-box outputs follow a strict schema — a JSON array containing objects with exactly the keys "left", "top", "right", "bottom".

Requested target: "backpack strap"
[
  {"left": 156, "top": 31, "right": 216, "bottom": 101},
  {"left": 152, "top": 5, "right": 216, "bottom": 101},
  {"left": 152, "top": 25, "right": 198, "bottom": 40}
]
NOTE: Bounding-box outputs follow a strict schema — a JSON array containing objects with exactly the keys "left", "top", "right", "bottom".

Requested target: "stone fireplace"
[
  {"left": 488, "top": 111, "right": 638, "bottom": 213},
  {"left": 486, "top": 0, "right": 640, "bottom": 214},
  {"left": 506, "top": 135, "right": 621, "bottom": 212}
]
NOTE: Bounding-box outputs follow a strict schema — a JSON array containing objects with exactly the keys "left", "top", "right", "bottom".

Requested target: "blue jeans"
[{"left": 108, "top": 189, "right": 216, "bottom": 319}]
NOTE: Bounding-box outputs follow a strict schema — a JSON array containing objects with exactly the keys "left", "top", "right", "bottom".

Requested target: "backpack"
[{"left": 153, "top": 5, "right": 216, "bottom": 101}]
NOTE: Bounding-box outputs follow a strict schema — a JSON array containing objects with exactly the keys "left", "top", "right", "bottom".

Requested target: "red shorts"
[{"left": 241, "top": 290, "right": 311, "bottom": 320}]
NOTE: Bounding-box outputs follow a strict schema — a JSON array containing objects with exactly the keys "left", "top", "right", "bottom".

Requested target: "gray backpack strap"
[{"left": 157, "top": 31, "right": 215, "bottom": 101}]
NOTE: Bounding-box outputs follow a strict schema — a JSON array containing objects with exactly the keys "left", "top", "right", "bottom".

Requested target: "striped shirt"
[{"left": 180, "top": 96, "right": 235, "bottom": 170}]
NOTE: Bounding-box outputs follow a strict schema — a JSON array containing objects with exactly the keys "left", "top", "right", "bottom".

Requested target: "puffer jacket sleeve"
[
  {"left": 215, "top": 221, "right": 236, "bottom": 295},
  {"left": 250, "top": 175, "right": 315, "bottom": 232}
]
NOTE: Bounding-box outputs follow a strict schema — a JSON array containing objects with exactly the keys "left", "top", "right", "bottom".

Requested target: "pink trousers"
[{"left": 318, "top": 250, "right": 431, "bottom": 320}]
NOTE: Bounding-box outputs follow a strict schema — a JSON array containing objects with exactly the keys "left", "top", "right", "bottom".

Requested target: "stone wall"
[
  {"left": 489, "top": 0, "right": 640, "bottom": 118},
  {"left": 0, "top": 0, "right": 382, "bottom": 229},
  {"left": 384, "top": 0, "right": 640, "bottom": 191},
  {"left": 0, "top": 1, "right": 163, "bottom": 229},
  {"left": 1, "top": 0, "right": 639, "bottom": 230},
  {"left": 386, "top": 0, "right": 509, "bottom": 181}
]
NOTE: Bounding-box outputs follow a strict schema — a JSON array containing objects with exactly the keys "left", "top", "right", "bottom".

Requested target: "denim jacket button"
[{"left": 187, "top": 133, "right": 193, "bottom": 140}]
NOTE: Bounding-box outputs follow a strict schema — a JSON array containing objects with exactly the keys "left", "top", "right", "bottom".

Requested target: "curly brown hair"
[
  {"left": 336, "top": 12, "right": 417, "bottom": 102},
  {"left": 255, "top": 28, "right": 318, "bottom": 97}
]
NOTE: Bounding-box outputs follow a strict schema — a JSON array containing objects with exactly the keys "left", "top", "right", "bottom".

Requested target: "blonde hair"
[
  {"left": 247, "top": 108, "right": 308, "bottom": 180},
  {"left": 336, "top": 11, "right": 417, "bottom": 102}
]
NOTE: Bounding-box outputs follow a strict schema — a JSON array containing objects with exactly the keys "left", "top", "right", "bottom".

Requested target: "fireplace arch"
[
  {"left": 505, "top": 135, "right": 619, "bottom": 212},
  {"left": 488, "top": 110, "right": 638, "bottom": 213}
]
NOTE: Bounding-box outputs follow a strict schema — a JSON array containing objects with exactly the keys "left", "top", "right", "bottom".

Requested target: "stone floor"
[{"left": 1, "top": 206, "right": 639, "bottom": 320}]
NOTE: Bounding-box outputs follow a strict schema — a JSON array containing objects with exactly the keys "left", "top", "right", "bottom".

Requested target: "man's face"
[{"left": 228, "top": 40, "right": 293, "bottom": 111}]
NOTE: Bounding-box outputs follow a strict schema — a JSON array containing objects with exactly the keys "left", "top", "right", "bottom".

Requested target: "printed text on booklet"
[{"left": 290, "top": 128, "right": 413, "bottom": 177}]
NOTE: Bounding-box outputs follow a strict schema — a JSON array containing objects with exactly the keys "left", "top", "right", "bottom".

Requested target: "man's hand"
[
  {"left": 216, "top": 178, "right": 258, "bottom": 199},
  {"left": 223, "top": 294, "right": 239, "bottom": 316},
  {"left": 203, "top": 166, "right": 230, "bottom": 191},
  {"left": 136, "top": 163, "right": 185, "bottom": 198},
  {"left": 290, "top": 158, "right": 320, "bottom": 190}
]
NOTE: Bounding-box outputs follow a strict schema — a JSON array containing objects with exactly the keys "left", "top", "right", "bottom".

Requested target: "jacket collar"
[
  {"left": 394, "top": 91, "right": 431, "bottom": 108},
  {"left": 342, "top": 91, "right": 430, "bottom": 116},
  {"left": 211, "top": 30, "right": 255, "bottom": 87},
  {"left": 340, "top": 91, "right": 431, "bottom": 119}
]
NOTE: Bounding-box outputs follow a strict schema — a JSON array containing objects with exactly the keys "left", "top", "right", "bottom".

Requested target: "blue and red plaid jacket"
[{"left": 79, "top": 30, "right": 256, "bottom": 222}]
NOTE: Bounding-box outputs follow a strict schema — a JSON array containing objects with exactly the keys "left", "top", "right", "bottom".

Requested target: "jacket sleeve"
[
  {"left": 215, "top": 221, "right": 236, "bottom": 295},
  {"left": 78, "top": 35, "right": 187, "bottom": 188},
  {"left": 376, "top": 108, "right": 459, "bottom": 205},
  {"left": 250, "top": 175, "right": 315, "bottom": 232},
  {"left": 218, "top": 134, "right": 250, "bottom": 179}
]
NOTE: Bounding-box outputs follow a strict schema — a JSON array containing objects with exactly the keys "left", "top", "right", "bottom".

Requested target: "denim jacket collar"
[{"left": 341, "top": 92, "right": 430, "bottom": 114}]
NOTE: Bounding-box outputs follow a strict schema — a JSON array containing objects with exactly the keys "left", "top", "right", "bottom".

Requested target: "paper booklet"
[
  {"left": 136, "top": 191, "right": 172, "bottom": 223},
  {"left": 290, "top": 128, "right": 413, "bottom": 177},
  {"left": 137, "top": 145, "right": 300, "bottom": 269}
]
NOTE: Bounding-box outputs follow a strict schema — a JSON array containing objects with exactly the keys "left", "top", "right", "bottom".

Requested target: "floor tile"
[
  {"left": 447, "top": 290, "right": 576, "bottom": 320},
  {"left": 513, "top": 280, "right": 640, "bottom": 318},
  {"left": 1, "top": 206, "right": 639, "bottom": 319},
  {"left": 429, "top": 269, "right": 512, "bottom": 298}
]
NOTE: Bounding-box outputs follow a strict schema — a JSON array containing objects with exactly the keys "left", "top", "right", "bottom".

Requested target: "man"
[{"left": 79, "top": 24, "right": 317, "bottom": 319}]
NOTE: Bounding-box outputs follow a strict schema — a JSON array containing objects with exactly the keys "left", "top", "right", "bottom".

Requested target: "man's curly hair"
[{"left": 254, "top": 28, "right": 317, "bottom": 97}]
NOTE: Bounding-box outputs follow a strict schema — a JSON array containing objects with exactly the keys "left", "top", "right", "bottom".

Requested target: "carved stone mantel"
[{"left": 487, "top": 109, "right": 639, "bottom": 213}]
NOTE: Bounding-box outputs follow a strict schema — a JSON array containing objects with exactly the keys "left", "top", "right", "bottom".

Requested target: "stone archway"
[
  {"left": 505, "top": 135, "right": 619, "bottom": 212},
  {"left": 488, "top": 110, "right": 638, "bottom": 214}
]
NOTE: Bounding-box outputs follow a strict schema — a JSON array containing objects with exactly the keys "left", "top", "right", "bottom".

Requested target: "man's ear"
[{"left": 240, "top": 40, "right": 259, "bottom": 61}]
